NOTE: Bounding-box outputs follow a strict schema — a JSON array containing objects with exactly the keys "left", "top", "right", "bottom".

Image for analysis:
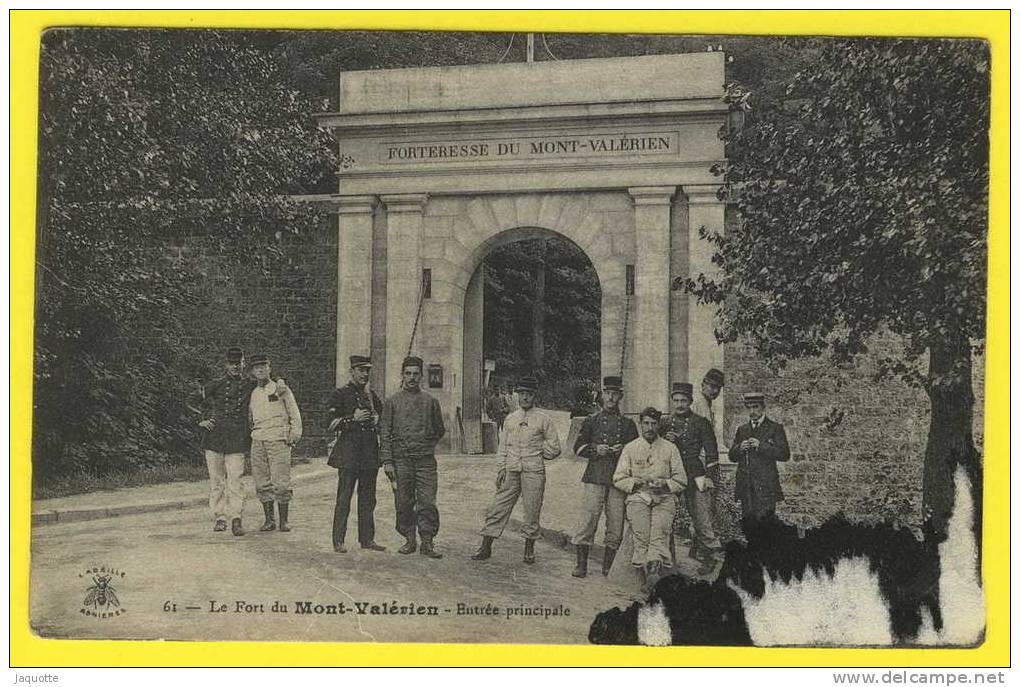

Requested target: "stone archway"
[{"left": 315, "top": 52, "right": 729, "bottom": 453}]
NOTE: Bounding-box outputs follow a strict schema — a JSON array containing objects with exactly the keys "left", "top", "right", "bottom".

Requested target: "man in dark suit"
[
  {"left": 728, "top": 392, "right": 791, "bottom": 531},
  {"left": 327, "top": 355, "right": 386, "bottom": 553}
]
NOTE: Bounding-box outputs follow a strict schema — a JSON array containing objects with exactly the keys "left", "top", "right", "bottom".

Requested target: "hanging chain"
[
  {"left": 407, "top": 273, "right": 426, "bottom": 357},
  {"left": 618, "top": 291, "right": 631, "bottom": 376}
]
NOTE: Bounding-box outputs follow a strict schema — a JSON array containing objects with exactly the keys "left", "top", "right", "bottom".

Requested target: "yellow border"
[{"left": 11, "top": 9, "right": 1009, "bottom": 667}]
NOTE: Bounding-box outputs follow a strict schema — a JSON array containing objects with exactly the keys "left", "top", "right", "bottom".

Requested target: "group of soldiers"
[{"left": 191, "top": 347, "right": 791, "bottom": 587}]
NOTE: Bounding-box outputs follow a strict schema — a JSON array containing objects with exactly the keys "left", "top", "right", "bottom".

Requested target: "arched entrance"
[
  {"left": 316, "top": 52, "right": 729, "bottom": 453},
  {"left": 460, "top": 227, "right": 603, "bottom": 452}
]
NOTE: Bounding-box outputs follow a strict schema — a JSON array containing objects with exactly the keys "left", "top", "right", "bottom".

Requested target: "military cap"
[
  {"left": 401, "top": 355, "right": 424, "bottom": 371},
  {"left": 249, "top": 352, "right": 270, "bottom": 366},
  {"left": 743, "top": 391, "right": 766, "bottom": 405},
  {"left": 349, "top": 355, "right": 372, "bottom": 369},
  {"left": 704, "top": 368, "right": 725, "bottom": 387},
  {"left": 602, "top": 376, "right": 624, "bottom": 391},
  {"left": 670, "top": 382, "right": 695, "bottom": 399},
  {"left": 225, "top": 346, "right": 244, "bottom": 364},
  {"left": 639, "top": 406, "right": 662, "bottom": 422},
  {"left": 515, "top": 376, "right": 539, "bottom": 392}
]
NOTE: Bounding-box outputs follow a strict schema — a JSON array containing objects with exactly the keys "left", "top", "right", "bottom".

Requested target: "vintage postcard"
[{"left": 13, "top": 10, "right": 1008, "bottom": 666}]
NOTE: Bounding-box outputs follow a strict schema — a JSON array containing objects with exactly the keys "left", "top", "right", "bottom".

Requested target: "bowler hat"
[
  {"left": 225, "top": 346, "right": 244, "bottom": 364},
  {"left": 602, "top": 376, "right": 624, "bottom": 391},
  {"left": 402, "top": 356, "right": 424, "bottom": 371},
  {"left": 349, "top": 355, "right": 372, "bottom": 369},
  {"left": 515, "top": 376, "right": 539, "bottom": 392},
  {"left": 743, "top": 392, "right": 766, "bottom": 405},
  {"left": 670, "top": 382, "right": 694, "bottom": 399},
  {"left": 249, "top": 352, "right": 270, "bottom": 366},
  {"left": 704, "top": 368, "right": 725, "bottom": 387}
]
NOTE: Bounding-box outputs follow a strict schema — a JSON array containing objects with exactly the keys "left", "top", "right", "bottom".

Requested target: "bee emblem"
[{"left": 83, "top": 574, "right": 120, "bottom": 610}]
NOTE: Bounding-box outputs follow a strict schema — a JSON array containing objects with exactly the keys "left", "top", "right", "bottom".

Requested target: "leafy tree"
[
  {"left": 34, "top": 29, "right": 335, "bottom": 485},
  {"left": 683, "top": 38, "right": 989, "bottom": 542}
]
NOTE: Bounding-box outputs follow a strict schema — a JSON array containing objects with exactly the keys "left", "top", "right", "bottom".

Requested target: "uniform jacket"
[
  {"left": 379, "top": 387, "right": 446, "bottom": 464},
  {"left": 250, "top": 379, "right": 302, "bottom": 444},
  {"left": 729, "top": 416, "right": 791, "bottom": 513},
  {"left": 498, "top": 407, "right": 561, "bottom": 473},
  {"left": 659, "top": 411, "right": 719, "bottom": 481},
  {"left": 327, "top": 381, "right": 384, "bottom": 470},
  {"left": 613, "top": 436, "right": 686, "bottom": 506},
  {"left": 573, "top": 409, "right": 639, "bottom": 485},
  {"left": 189, "top": 375, "right": 256, "bottom": 454}
]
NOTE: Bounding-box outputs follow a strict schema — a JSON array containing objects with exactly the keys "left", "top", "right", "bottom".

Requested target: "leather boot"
[
  {"left": 231, "top": 518, "right": 245, "bottom": 537},
  {"left": 213, "top": 519, "right": 227, "bottom": 532},
  {"left": 471, "top": 536, "right": 495, "bottom": 561},
  {"left": 398, "top": 537, "right": 417, "bottom": 555},
  {"left": 259, "top": 501, "right": 276, "bottom": 531},
  {"left": 523, "top": 538, "right": 536, "bottom": 564},
  {"left": 277, "top": 502, "right": 290, "bottom": 532},
  {"left": 602, "top": 547, "right": 618, "bottom": 577},
  {"left": 419, "top": 538, "right": 443, "bottom": 559},
  {"left": 572, "top": 545, "right": 589, "bottom": 577}
]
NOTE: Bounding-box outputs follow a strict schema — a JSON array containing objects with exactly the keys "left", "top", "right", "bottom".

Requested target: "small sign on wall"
[{"left": 428, "top": 363, "right": 443, "bottom": 389}]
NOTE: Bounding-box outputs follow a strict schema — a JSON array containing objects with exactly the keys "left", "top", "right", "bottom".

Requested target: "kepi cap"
[
  {"left": 639, "top": 406, "right": 662, "bottom": 422},
  {"left": 402, "top": 356, "right": 424, "bottom": 371},
  {"left": 225, "top": 346, "right": 244, "bottom": 364},
  {"left": 670, "top": 382, "right": 694, "bottom": 399},
  {"left": 249, "top": 352, "right": 270, "bottom": 366},
  {"left": 602, "top": 376, "right": 623, "bottom": 391},
  {"left": 349, "top": 355, "right": 372, "bottom": 369}
]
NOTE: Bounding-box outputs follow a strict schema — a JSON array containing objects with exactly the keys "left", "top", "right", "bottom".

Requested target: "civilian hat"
[
  {"left": 743, "top": 392, "right": 766, "bottom": 405},
  {"left": 515, "top": 376, "right": 539, "bottom": 392},
  {"left": 704, "top": 368, "right": 725, "bottom": 387}
]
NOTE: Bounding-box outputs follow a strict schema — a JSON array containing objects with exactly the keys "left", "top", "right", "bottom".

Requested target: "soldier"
[
  {"left": 613, "top": 407, "right": 686, "bottom": 589},
  {"left": 568, "top": 375, "right": 638, "bottom": 578},
  {"left": 472, "top": 376, "right": 561, "bottom": 564},
  {"left": 248, "top": 353, "right": 302, "bottom": 533},
  {"left": 379, "top": 356, "right": 446, "bottom": 559},
  {"left": 729, "top": 392, "right": 791, "bottom": 535},
  {"left": 660, "top": 381, "right": 721, "bottom": 574},
  {"left": 327, "top": 355, "right": 386, "bottom": 553},
  {"left": 188, "top": 346, "right": 256, "bottom": 537},
  {"left": 691, "top": 368, "right": 725, "bottom": 446}
]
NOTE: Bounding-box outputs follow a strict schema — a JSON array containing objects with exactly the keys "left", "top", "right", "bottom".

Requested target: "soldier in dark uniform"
[
  {"left": 660, "top": 381, "right": 720, "bottom": 573},
  {"left": 327, "top": 355, "right": 386, "bottom": 553},
  {"left": 568, "top": 376, "right": 639, "bottom": 578},
  {"left": 188, "top": 346, "right": 256, "bottom": 537},
  {"left": 729, "top": 392, "right": 791, "bottom": 538}
]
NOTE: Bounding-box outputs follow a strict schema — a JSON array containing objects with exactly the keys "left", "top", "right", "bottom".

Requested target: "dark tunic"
[
  {"left": 192, "top": 375, "right": 256, "bottom": 454},
  {"left": 379, "top": 388, "right": 446, "bottom": 464},
  {"left": 327, "top": 382, "right": 383, "bottom": 470},
  {"left": 729, "top": 417, "right": 791, "bottom": 517},
  {"left": 573, "top": 409, "right": 639, "bottom": 485},
  {"left": 659, "top": 411, "right": 719, "bottom": 481}
]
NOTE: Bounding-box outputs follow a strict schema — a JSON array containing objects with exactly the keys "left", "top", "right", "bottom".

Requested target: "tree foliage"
[
  {"left": 684, "top": 38, "right": 989, "bottom": 537},
  {"left": 34, "top": 29, "right": 336, "bottom": 483}
]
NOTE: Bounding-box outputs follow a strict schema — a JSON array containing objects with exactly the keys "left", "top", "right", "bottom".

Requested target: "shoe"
[
  {"left": 231, "top": 518, "right": 245, "bottom": 537},
  {"left": 419, "top": 539, "right": 443, "bottom": 559},
  {"left": 334, "top": 543, "right": 348, "bottom": 553},
  {"left": 471, "top": 536, "right": 494, "bottom": 561},
  {"left": 523, "top": 538, "right": 535, "bottom": 564},
  {"left": 572, "top": 545, "right": 589, "bottom": 578},
  {"left": 360, "top": 541, "right": 387, "bottom": 551},
  {"left": 259, "top": 502, "right": 276, "bottom": 532},
  {"left": 277, "top": 502, "right": 290, "bottom": 532},
  {"left": 213, "top": 519, "right": 227, "bottom": 532},
  {"left": 602, "top": 547, "right": 618, "bottom": 577},
  {"left": 398, "top": 538, "right": 417, "bottom": 555}
]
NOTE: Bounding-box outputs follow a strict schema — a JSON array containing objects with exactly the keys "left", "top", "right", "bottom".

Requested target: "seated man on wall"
[{"left": 613, "top": 406, "right": 686, "bottom": 590}]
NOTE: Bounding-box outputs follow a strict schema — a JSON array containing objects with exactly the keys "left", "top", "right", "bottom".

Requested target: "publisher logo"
[{"left": 78, "top": 565, "right": 126, "bottom": 618}]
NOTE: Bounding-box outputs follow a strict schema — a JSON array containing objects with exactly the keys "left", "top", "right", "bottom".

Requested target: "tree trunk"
[
  {"left": 530, "top": 245, "right": 546, "bottom": 369},
  {"left": 923, "top": 333, "right": 981, "bottom": 554}
]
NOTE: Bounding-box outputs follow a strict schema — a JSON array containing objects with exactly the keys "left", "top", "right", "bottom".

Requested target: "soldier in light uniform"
[
  {"left": 188, "top": 346, "right": 256, "bottom": 537},
  {"left": 472, "top": 376, "right": 561, "bottom": 564},
  {"left": 248, "top": 353, "right": 302, "bottom": 533},
  {"left": 569, "top": 375, "right": 638, "bottom": 578},
  {"left": 660, "top": 381, "right": 721, "bottom": 574},
  {"left": 613, "top": 406, "right": 686, "bottom": 588}
]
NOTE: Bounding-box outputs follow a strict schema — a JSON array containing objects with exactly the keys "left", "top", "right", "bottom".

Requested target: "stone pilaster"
[
  {"left": 334, "top": 195, "right": 378, "bottom": 387},
  {"left": 628, "top": 186, "right": 675, "bottom": 413},
  {"left": 684, "top": 184, "right": 726, "bottom": 433},
  {"left": 380, "top": 193, "right": 429, "bottom": 391}
]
